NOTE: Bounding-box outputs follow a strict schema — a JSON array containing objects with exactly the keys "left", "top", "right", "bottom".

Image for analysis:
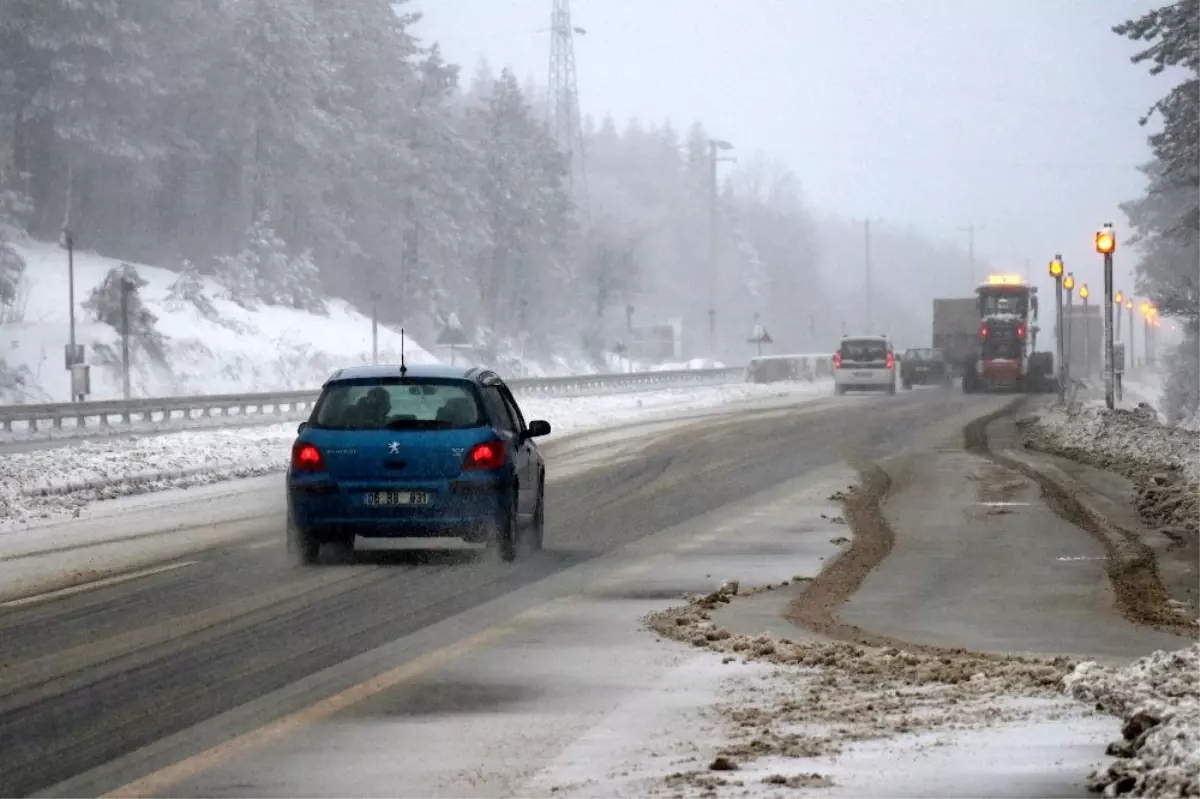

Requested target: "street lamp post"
[
  {"left": 707, "top": 138, "right": 735, "bottom": 358},
  {"left": 1048, "top": 255, "right": 1065, "bottom": 402},
  {"left": 1078, "top": 284, "right": 1090, "bottom": 375},
  {"left": 1140, "top": 302, "right": 1153, "bottom": 366},
  {"left": 1125, "top": 299, "right": 1135, "bottom": 370},
  {"left": 1095, "top": 224, "right": 1116, "bottom": 409},
  {"left": 1063, "top": 273, "right": 1075, "bottom": 385},
  {"left": 1114, "top": 290, "right": 1124, "bottom": 343}
]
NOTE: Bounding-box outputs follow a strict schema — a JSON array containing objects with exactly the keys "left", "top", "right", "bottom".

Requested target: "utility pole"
[
  {"left": 370, "top": 291, "right": 379, "bottom": 365},
  {"left": 708, "top": 138, "right": 735, "bottom": 357},
  {"left": 862, "top": 218, "right": 882, "bottom": 331},
  {"left": 958, "top": 224, "right": 984, "bottom": 289},
  {"left": 119, "top": 271, "right": 133, "bottom": 402}
]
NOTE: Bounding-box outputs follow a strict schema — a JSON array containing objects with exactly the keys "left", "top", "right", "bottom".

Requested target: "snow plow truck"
[{"left": 961, "top": 274, "right": 1057, "bottom": 394}]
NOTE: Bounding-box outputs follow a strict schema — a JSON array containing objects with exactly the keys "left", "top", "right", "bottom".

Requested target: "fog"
[
  {"left": 0, "top": 0, "right": 1189, "bottom": 376},
  {"left": 419, "top": 0, "right": 1166, "bottom": 349}
]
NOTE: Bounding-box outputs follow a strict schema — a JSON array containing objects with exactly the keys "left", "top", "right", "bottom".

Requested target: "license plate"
[
  {"left": 363, "top": 491, "right": 430, "bottom": 507},
  {"left": 853, "top": 371, "right": 872, "bottom": 377}
]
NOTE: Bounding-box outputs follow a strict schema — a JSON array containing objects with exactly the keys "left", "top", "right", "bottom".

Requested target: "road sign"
[{"left": 747, "top": 324, "right": 772, "bottom": 344}]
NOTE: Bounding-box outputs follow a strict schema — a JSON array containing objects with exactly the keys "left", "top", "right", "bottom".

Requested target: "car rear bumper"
[
  {"left": 287, "top": 476, "right": 507, "bottom": 540},
  {"left": 834, "top": 368, "right": 894, "bottom": 387},
  {"left": 980, "top": 359, "right": 1021, "bottom": 383}
]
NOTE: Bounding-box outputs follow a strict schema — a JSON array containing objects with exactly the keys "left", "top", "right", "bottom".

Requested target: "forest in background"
[{"left": 0, "top": 0, "right": 1082, "bottom": 374}]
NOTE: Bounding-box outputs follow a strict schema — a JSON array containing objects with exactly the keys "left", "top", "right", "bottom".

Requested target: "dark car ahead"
[
  {"left": 900, "top": 348, "right": 952, "bottom": 389},
  {"left": 287, "top": 364, "right": 551, "bottom": 564}
]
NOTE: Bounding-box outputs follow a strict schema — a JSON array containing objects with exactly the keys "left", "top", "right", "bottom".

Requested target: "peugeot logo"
[{"left": 388, "top": 441, "right": 400, "bottom": 454}]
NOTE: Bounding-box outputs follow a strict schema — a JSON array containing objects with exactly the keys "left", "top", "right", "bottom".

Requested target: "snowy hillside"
[{"left": 0, "top": 241, "right": 640, "bottom": 405}]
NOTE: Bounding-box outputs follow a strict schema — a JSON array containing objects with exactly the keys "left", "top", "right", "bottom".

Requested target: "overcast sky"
[{"left": 413, "top": 0, "right": 1169, "bottom": 300}]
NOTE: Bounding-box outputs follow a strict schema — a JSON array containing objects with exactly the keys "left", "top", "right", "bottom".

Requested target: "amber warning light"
[
  {"left": 985, "top": 274, "right": 1024, "bottom": 286},
  {"left": 1096, "top": 225, "right": 1116, "bottom": 255}
]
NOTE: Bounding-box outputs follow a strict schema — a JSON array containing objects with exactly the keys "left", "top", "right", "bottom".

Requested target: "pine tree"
[
  {"left": 0, "top": 241, "right": 24, "bottom": 309},
  {"left": 83, "top": 265, "right": 167, "bottom": 360}
]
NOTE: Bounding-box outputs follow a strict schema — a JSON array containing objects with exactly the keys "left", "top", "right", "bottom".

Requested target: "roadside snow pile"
[
  {"left": 1021, "top": 403, "right": 1199, "bottom": 535},
  {"left": 0, "top": 380, "right": 831, "bottom": 530},
  {"left": 0, "top": 426, "right": 293, "bottom": 525},
  {"left": 1064, "top": 643, "right": 1200, "bottom": 797},
  {"left": 642, "top": 582, "right": 1087, "bottom": 791}
]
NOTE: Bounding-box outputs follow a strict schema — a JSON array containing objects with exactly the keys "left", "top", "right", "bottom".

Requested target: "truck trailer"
[{"left": 932, "top": 297, "right": 979, "bottom": 377}]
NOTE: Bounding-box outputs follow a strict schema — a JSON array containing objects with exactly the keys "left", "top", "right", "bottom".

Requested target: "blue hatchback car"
[{"left": 286, "top": 364, "right": 551, "bottom": 564}]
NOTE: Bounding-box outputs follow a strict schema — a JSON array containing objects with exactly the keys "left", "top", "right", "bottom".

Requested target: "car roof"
[
  {"left": 323, "top": 363, "right": 492, "bottom": 385},
  {"left": 840, "top": 334, "right": 890, "bottom": 342}
]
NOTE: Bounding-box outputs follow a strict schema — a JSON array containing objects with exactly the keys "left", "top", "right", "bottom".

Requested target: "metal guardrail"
[{"left": 0, "top": 366, "right": 749, "bottom": 433}]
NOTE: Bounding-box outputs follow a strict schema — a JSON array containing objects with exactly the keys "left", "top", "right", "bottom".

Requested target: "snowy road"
[
  {"left": 0, "top": 380, "right": 832, "bottom": 532},
  {"left": 0, "top": 385, "right": 1191, "bottom": 797}
]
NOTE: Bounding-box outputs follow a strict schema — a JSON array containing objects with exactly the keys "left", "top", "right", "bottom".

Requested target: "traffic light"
[
  {"left": 1115, "top": 290, "right": 1124, "bottom": 305},
  {"left": 1063, "top": 274, "right": 1075, "bottom": 291},
  {"left": 1096, "top": 224, "right": 1116, "bottom": 255},
  {"left": 1079, "top": 284, "right": 1089, "bottom": 299},
  {"left": 1049, "top": 256, "right": 1064, "bottom": 278}
]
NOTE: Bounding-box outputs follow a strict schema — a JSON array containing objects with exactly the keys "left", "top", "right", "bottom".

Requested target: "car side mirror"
[
  {"left": 297, "top": 422, "right": 308, "bottom": 434},
  {"left": 526, "top": 419, "right": 551, "bottom": 438}
]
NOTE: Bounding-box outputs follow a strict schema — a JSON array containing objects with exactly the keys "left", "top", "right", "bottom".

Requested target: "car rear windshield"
[
  {"left": 840, "top": 339, "right": 888, "bottom": 361},
  {"left": 310, "top": 378, "right": 484, "bottom": 431}
]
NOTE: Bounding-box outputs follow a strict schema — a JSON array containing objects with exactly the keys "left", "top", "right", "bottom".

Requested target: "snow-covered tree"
[
  {"left": 0, "top": 241, "right": 24, "bottom": 309},
  {"left": 83, "top": 265, "right": 167, "bottom": 361},
  {"left": 1114, "top": 1, "right": 1199, "bottom": 420},
  {"left": 164, "top": 260, "right": 217, "bottom": 319}
]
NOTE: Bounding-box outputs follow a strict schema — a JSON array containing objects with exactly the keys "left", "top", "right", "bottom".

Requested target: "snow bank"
[
  {"left": 1063, "top": 643, "right": 1200, "bottom": 797},
  {"left": 1022, "top": 402, "right": 1200, "bottom": 534},
  {"left": 0, "top": 379, "right": 830, "bottom": 530}
]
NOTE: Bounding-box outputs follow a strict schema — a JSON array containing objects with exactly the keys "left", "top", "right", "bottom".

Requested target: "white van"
[{"left": 833, "top": 335, "right": 896, "bottom": 395}]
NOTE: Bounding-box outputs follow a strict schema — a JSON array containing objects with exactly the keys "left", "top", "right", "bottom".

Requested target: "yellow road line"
[{"left": 0, "top": 561, "right": 198, "bottom": 609}]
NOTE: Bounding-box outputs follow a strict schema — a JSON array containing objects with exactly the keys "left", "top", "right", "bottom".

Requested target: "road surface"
[{"left": 0, "top": 385, "right": 1182, "bottom": 797}]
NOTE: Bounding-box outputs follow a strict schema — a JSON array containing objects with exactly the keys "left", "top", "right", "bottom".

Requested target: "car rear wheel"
[
  {"left": 493, "top": 491, "right": 518, "bottom": 563},
  {"left": 287, "top": 511, "right": 320, "bottom": 566},
  {"left": 528, "top": 475, "right": 545, "bottom": 552},
  {"left": 902, "top": 379, "right": 912, "bottom": 390}
]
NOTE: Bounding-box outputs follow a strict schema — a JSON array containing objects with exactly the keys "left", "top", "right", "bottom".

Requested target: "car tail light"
[
  {"left": 886, "top": 351, "right": 894, "bottom": 369},
  {"left": 833, "top": 351, "right": 842, "bottom": 369},
  {"left": 292, "top": 442, "right": 325, "bottom": 472},
  {"left": 464, "top": 440, "right": 506, "bottom": 471},
  {"left": 1016, "top": 324, "right": 1026, "bottom": 339},
  {"left": 980, "top": 323, "right": 989, "bottom": 338}
]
